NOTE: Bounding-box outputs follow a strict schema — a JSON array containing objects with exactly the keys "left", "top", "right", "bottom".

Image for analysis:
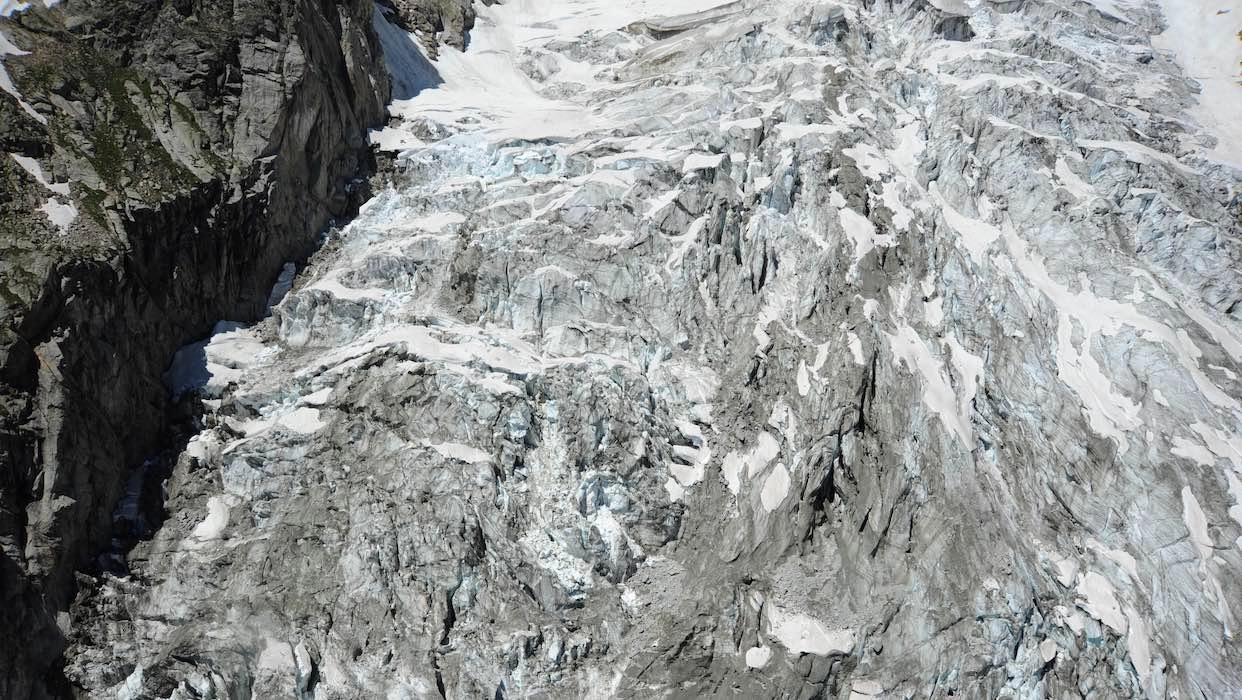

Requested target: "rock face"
[
  {"left": 0, "top": 1, "right": 395, "bottom": 697},
  {"left": 46, "top": 0, "right": 1242, "bottom": 698},
  {"left": 381, "top": 0, "right": 488, "bottom": 56}
]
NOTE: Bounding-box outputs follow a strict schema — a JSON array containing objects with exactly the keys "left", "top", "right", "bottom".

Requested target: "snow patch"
[
  {"left": 767, "top": 606, "right": 855, "bottom": 656},
  {"left": 760, "top": 463, "right": 791, "bottom": 512},
  {"left": 887, "top": 324, "right": 972, "bottom": 447},
  {"left": 277, "top": 407, "right": 325, "bottom": 435},
  {"left": 721, "top": 431, "right": 780, "bottom": 495},
  {"left": 744, "top": 646, "right": 771, "bottom": 669},
  {"left": 38, "top": 197, "right": 76, "bottom": 232},
  {"left": 932, "top": 186, "right": 1000, "bottom": 264},
  {"left": 186, "top": 496, "right": 234, "bottom": 548},
  {"left": 682, "top": 152, "right": 725, "bottom": 173},
  {"left": 0, "top": 29, "right": 46, "bottom": 124},
  {"left": 1153, "top": 0, "right": 1242, "bottom": 166},
  {"left": 9, "top": 154, "right": 70, "bottom": 195},
  {"left": 1075, "top": 571, "right": 1127, "bottom": 633},
  {"left": 847, "top": 331, "right": 865, "bottom": 366}
]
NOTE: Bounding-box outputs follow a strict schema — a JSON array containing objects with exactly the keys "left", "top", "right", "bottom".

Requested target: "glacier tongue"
[{"left": 65, "top": 0, "right": 1242, "bottom": 698}]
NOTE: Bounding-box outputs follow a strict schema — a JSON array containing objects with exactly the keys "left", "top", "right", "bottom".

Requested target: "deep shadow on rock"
[{"left": 0, "top": 1, "right": 396, "bottom": 697}]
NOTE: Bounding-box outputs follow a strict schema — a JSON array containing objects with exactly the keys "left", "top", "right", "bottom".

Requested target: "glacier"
[{"left": 64, "top": 0, "right": 1242, "bottom": 697}]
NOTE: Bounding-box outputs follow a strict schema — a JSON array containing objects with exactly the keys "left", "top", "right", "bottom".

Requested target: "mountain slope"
[{"left": 64, "top": 0, "right": 1242, "bottom": 698}]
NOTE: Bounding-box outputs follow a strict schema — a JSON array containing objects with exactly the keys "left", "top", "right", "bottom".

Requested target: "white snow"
[
  {"left": 749, "top": 432, "right": 781, "bottom": 477},
  {"left": 887, "top": 324, "right": 973, "bottom": 447},
  {"left": 278, "top": 407, "right": 325, "bottom": 435},
  {"left": 664, "top": 477, "right": 685, "bottom": 502},
  {"left": 1078, "top": 0, "right": 1137, "bottom": 23},
  {"left": 1179, "top": 301, "right": 1242, "bottom": 363},
  {"left": 932, "top": 185, "right": 1000, "bottom": 264},
  {"left": 1126, "top": 606, "right": 1152, "bottom": 687},
  {"left": 721, "top": 450, "right": 745, "bottom": 494},
  {"left": 1153, "top": 0, "right": 1242, "bottom": 166},
  {"left": 38, "top": 197, "right": 76, "bottom": 232},
  {"left": 1078, "top": 138, "right": 1193, "bottom": 174},
  {"left": 1075, "top": 571, "right": 1128, "bottom": 633},
  {"left": 1172, "top": 435, "right": 1217, "bottom": 466},
  {"left": 165, "top": 322, "right": 262, "bottom": 398},
  {"left": 1053, "top": 157, "right": 1095, "bottom": 201},
  {"left": 1226, "top": 471, "right": 1242, "bottom": 550},
  {"left": 1182, "top": 486, "right": 1214, "bottom": 561},
  {"left": 767, "top": 605, "right": 855, "bottom": 656},
  {"left": 888, "top": 118, "right": 924, "bottom": 180},
  {"left": 1086, "top": 538, "right": 1140, "bottom": 582},
  {"left": 760, "top": 463, "right": 791, "bottom": 512},
  {"left": 645, "top": 188, "right": 682, "bottom": 218},
  {"left": 1190, "top": 422, "right": 1242, "bottom": 469},
  {"left": 682, "top": 152, "right": 725, "bottom": 173},
  {"left": 9, "top": 154, "right": 70, "bottom": 195},
  {"left": 766, "top": 401, "right": 798, "bottom": 444},
  {"left": 668, "top": 426, "right": 712, "bottom": 495},
  {"left": 881, "top": 181, "right": 915, "bottom": 230},
  {"left": 847, "top": 331, "right": 865, "bottom": 366},
  {"left": 1054, "top": 315, "right": 1142, "bottom": 451},
  {"left": 369, "top": 126, "right": 426, "bottom": 152},
  {"left": 945, "top": 333, "right": 984, "bottom": 425},
  {"left": 1180, "top": 486, "right": 1234, "bottom": 637},
  {"left": 924, "top": 296, "right": 944, "bottom": 327},
  {"left": 0, "top": 30, "right": 46, "bottom": 123},
  {"left": 996, "top": 224, "right": 1238, "bottom": 452},
  {"left": 744, "top": 646, "right": 772, "bottom": 669},
  {"left": 850, "top": 680, "right": 884, "bottom": 699},
  {"left": 842, "top": 143, "right": 890, "bottom": 180},
  {"left": 380, "top": 0, "right": 734, "bottom": 143},
  {"left": 813, "top": 341, "right": 831, "bottom": 373},
  {"left": 721, "top": 431, "right": 780, "bottom": 495},
  {"left": 1047, "top": 549, "right": 1080, "bottom": 587},
  {"left": 114, "top": 665, "right": 144, "bottom": 700},
  {"left": 777, "top": 121, "right": 848, "bottom": 140},
  {"left": 839, "top": 207, "right": 893, "bottom": 275},
  {"left": 187, "top": 496, "right": 231, "bottom": 546},
  {"left": 363, "top": 324, "right": 543, "bottom": 377},
  {"left": 407, "top": 211, "right": 466, "bottom": 231}
]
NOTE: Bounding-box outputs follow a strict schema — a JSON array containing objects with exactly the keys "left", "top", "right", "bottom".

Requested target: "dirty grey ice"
[{"left": 64, "top": 0, "right": 1242, "bottom": 697}]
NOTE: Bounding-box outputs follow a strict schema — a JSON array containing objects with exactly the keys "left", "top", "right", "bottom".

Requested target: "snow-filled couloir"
[{"left": 65, "top": 0, "right": 1242, "bottom": 697}]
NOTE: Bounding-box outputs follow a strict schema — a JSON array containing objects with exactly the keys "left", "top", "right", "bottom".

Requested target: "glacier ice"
[{"left": 63, "top": 0, "right": 1242, "bottom": 697}]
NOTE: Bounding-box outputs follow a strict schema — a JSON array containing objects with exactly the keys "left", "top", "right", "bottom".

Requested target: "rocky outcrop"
[
  {"left": 381, "top": 0, "right": 489, "bottom": 56},
  {"left": 0, "top": 1, "right": 392, "bottom": 697},
  {"left": 57, "top": 0, "right": 1242, "bottom": 698}
]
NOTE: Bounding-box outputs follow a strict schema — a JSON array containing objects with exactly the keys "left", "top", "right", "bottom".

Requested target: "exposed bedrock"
[{"left": 0, "top": 0, "right": 394, "bottom": 696}]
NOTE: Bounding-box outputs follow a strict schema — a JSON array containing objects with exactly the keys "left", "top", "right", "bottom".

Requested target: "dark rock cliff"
[{"left": 0, "top": 0, "right": 410, "bottom": 696}]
